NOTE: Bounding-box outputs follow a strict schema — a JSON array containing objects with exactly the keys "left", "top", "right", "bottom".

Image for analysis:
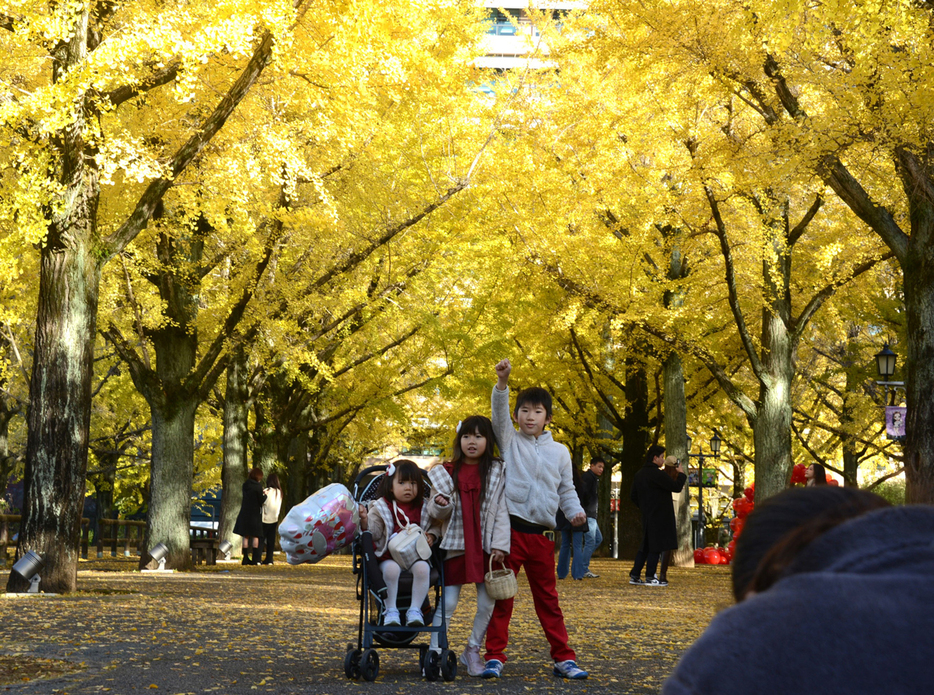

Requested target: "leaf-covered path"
[{"left": 1, "top": 557, "right": 731, "bottom": 694}]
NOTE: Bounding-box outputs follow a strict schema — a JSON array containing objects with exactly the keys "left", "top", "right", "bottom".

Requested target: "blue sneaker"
[
  {"left": 481, "top": 659, "right": 503, "bottom": 679},
  {"left": 553, "top": 660, "right": 588, "bottom": 679}
]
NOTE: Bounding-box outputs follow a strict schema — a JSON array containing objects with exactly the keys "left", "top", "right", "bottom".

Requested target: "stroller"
[{"left": 343, "top": 465, "right": 457, "bottom": 682}]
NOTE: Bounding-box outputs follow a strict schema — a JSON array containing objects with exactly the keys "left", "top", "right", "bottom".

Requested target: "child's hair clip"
[
  {"left": 456, "top": 420, "right": 462, "bottom": 433},
  {"left": 385, "top": 462, "right": 396, "bottom": 477}
]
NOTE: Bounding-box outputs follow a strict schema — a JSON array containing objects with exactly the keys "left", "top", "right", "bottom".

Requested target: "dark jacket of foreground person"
[{"left": 663, "top": 504, "right": 934, "bottom": 695}]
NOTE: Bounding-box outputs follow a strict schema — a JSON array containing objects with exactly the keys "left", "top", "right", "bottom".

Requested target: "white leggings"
[
  {"left": 380, "top": 559, "right": 430, "bottom": 613},
  {"left": 430, "top": 582, "right": 495, "bottom": 650}
]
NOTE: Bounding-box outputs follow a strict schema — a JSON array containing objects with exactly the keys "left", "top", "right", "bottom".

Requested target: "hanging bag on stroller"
[
  {"left": 360, "top": 530, "right": 387, "bottom": 599},
  {"left": 387, "top": 501, "right": 432, "bottom": 571}
]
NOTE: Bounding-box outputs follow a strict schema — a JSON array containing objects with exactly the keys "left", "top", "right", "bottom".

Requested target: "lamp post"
[
  {"left": 874, "top": 343, "right": 905, "bottom": 405},
  {"left": 685, "top": 432, "right": 721, "bottom": 549},
  {"left": 875, "top": 343, "right": 906, "bottom": 441}
]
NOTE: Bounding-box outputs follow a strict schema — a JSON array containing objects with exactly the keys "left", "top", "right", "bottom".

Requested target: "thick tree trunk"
[
  {"left": 903, "top": 247, "right": 934, "bottom": 502},
  {"left": 143, "top": 398, "right": 198, "bottom": 570},
  {"left": 220, "top": 348, "right": 250, "bottom": 553},
  {"left": 753, "top": 310, "right": 795, "bottom": 503},
  {"left": 617, "top": 357, "right": 650, "bottom": 560},
  {"left": 7, "top": 11, "right": 101, "bottom": 594},
  {"left": 139, "top": 240, "right": 201, "bottom": 570},
  {"left": 10, "top": 245, "right": 101, "bottom": 593},
  {"left": 663, "top": 352, "right": 694, "bottom": 566}
]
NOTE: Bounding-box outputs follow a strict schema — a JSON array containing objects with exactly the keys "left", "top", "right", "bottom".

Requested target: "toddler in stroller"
[{"left": 344, "top": 461, "right": 458, "bottom": 681}]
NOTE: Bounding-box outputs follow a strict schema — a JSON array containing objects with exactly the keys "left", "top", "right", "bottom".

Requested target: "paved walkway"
[{"left": 1, "top": 556, "right": 731, "bottom": 694}]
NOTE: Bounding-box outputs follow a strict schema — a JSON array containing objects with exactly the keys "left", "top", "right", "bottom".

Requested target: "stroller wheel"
[
  {"left": 361, "top": 648, "right": 380, "bottom": 682},
  {"left": 418, "top": 645, "right": 428, "bottom": 670},
  {"left": 440, "top": 649, "right": 457, "bottom": 681},
  {"left": 424, "top": 650, "right": 441, "bottom": 682},
  {"left": 343, "top": 648, "right": 362, "bottom": 679}
]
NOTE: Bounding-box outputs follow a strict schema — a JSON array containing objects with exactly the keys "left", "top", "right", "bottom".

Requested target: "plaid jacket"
[
  {"left": 426, "top": 461, "right": 511, "bottom": 558},
  {"left": 366, "top": 497, "right": 439, "bottom": 557}
]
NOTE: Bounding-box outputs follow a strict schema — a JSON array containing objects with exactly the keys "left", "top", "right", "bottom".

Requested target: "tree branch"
[
  {"left": 101, "top": 62, "right": 181, "bottom": 108},
  {"left": 103, "top": 16, "right": 296, "bottom": 258},
  {"left": 788, "top": 194, "right": 823, "bottom": 246},
  {"left": 704, "top": 185, "right": 766, "bottom": 381},
  {"left": 792, "top": 251, "right": 895, "bottom": 342}
]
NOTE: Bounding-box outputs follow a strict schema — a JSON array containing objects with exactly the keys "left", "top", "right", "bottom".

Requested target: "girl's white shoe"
[{"left": 460, "top": 644, "right": 485, "bottom": 677}]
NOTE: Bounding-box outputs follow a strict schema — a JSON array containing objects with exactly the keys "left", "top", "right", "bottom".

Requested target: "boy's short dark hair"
[{"left": 514, "top": 386, "right": 553, "bottom": 419}]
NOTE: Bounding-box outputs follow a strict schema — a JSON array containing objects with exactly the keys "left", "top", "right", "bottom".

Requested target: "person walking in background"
[
  {"left": 578, "top": 458, "right": 605, "bottom": 579},
  {"left": 233, "top": 467, "right": 266, "bottom": 565},
  {"left": 261, "top": 473, "right": 283, "bottom": 565},
  {"left": 555, "top": 465, "right": 587, "bottom": 581},
  {"left": 482, "top": 358, "right": 589, "bottom": 681},
  {"left": 629, "top": 446, "right": 685, "bottom": 587}
]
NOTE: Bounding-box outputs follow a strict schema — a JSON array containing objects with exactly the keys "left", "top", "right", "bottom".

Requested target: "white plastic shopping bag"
[{"left": 278, "top": 483, "right": 359, "bottom": 565}]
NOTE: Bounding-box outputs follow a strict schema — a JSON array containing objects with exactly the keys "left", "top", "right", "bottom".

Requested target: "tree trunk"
[
  {"left": 220, "top": 348, "right": 250, "bottom": 553},
  {"left": 0, "top": 398, "right": 17, "bottom": 493},
  {"left": 903, "top": 255, "right": 934, "bottom": 502},
  {"left": 752, "top": 229, "right": 796, "bottom": 504},
  {"left": 6, "top": 10, "right": 102, "bottom": 594},
  {"left": 143, "top": 398, "right": 198, "bottom": 570},
  {"left": 663, "top": 351, "right": 694, "bottom": 566},
  {"left": 139, "top": 238, "right": 201, "bottom": 570},
  {"left": 617, "top": 356, "right": 650, "bottom": 560},
  {"left": 752, "top": 316, "right": 795, "bottom": 503},
  {"left": 10, "top": 244, "right": 101, "bottom": 593}
]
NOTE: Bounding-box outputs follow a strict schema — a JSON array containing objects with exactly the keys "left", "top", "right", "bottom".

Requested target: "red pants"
[{"left": 483, "top": 529, "right": 576, "bottom": 664}]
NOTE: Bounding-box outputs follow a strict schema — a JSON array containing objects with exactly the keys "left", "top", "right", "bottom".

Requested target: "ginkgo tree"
[
  {"left": 1, "top": 0, "right": 491, "bottom": 592},
  {"left": 480, "top": 3, "right": 899, "bottom": 505},
  {"left": 579, "top": 0, "right": 934, "bottom": 502}
]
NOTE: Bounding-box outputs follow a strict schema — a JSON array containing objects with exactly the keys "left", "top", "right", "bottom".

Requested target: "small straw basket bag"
[{"left": 484, "top": 555, "right": 518, "bottom": 600}]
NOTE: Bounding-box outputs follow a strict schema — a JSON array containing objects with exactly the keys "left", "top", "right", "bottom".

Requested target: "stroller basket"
[{"left": 343, "top": 464, "right": 457, "bottom": 682}]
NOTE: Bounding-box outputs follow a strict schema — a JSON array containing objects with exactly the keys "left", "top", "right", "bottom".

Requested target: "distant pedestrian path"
[{"left": 1, "top": 557, "right": 731, "bottom": 694}]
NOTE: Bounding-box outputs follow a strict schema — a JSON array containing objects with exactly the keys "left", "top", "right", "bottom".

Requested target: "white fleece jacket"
[{"left": 492, "top": 385, "right": 583, "bottom": 528}]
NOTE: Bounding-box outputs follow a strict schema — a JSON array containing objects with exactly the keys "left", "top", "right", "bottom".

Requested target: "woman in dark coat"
[
  {"left": 629, "top": 445, "right": 686, "bottom": 586},
  {"left": 233, "top": 467, "right": 266, "bottom": 565}
]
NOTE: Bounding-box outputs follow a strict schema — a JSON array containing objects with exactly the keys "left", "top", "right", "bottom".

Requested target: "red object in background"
[
  {"left": 703, "top": 547, "right": 723, "bottom": 565},
  {"left": 827, "top": 478, "right": 839, "bottom": 486},
  {"left": 743, "top": 486, "right": 755, "bottom": 501},
  {"left": 694, "top": 549, "right": 706, "bottom": 564},
  {"left": 790, "top": 464, "right": 807, "bottom": 484},
  {"left": 732, "top": 498, "right": 753, "bottom": 518},
  {"left": 730, "top": 517, "right": 745, "bottom": 534},
  {"left": 726, "top": 540, "right": 736, "bottom": 558}
]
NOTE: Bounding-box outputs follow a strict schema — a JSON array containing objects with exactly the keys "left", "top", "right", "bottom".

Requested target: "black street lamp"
[
  {"left": 874, "top": 344, "right": 897, "bottom": 379},
  {"left": 685, "top": 432, "right": 721, "bottom": 550},
  {"left": 874, "top": 343, "right": 905, "bottom": 406}
]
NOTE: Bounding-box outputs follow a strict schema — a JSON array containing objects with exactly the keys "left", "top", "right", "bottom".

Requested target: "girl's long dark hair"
[
  {"left": 266, "top": 472, "right": 281, "bottom": 490},
  {"left": 448, "top": 415, "right": 500, "bottom": 509},
  {"left": 375, "top": 459, "right": 426, "bottom": 503},
  {"left": 810, "top": 463, "right": 827, "bottom": 485}
]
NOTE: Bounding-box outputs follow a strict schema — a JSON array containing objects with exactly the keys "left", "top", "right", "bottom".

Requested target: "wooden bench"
[
  {"left": 1, "top": 514, "right": 91, "bottom": 563},
  {"left": 97, "top": 518, "right": 146, "bottom": 558}
]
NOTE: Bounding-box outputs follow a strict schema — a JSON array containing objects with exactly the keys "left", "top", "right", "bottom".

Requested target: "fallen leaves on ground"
[{"left": 1, "top": 555, "right": 732, "bottom": 694}]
